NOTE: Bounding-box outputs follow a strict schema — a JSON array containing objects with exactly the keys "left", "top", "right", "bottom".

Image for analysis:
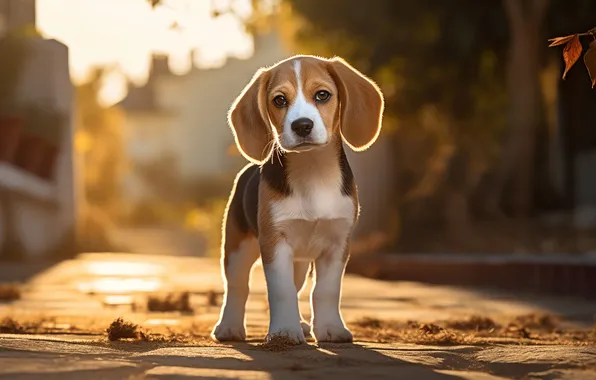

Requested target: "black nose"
[{"left": 291, "top": 118, "right": 314, "bottom": 137}]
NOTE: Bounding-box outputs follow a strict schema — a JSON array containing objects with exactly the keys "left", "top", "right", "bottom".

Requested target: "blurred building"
[
  {"left": 0, "top": 0, "right": 77, "bottom": 259},
  {"left": 116, "top": 32, "right": 290, "bottom": 202}
]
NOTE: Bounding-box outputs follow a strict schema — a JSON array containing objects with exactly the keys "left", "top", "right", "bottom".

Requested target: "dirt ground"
[{"left": 1, "top": 253, "right": 595, "bottom": 379}]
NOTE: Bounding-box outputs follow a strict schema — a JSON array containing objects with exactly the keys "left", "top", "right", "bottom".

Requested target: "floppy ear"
[
  {"left": 228, "top": 68, "right": 274, "bottom": 164},
  {"left": 327, "top": 57, "right": 384, "bottom": 151}
]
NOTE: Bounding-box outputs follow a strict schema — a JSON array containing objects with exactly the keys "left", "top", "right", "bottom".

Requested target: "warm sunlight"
[
  {"left": 85, "top": 261, "right": 164, "bottom": 277},
  {"left": 77, "top": 277, "right": 163, "bottom": 294},
  {"left": 76, "top": 260, "right": 166, "bottom": 294},
  {"left": 2, "top": 1, "right": 596, "bottom": 377},
  {"left": 36, "top": 0, "right": 255, "bottom": 106}
]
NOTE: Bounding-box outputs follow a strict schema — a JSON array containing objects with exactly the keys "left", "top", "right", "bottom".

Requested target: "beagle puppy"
[{"left": 211, "top": 55, "right": 384, "bottom": 344}]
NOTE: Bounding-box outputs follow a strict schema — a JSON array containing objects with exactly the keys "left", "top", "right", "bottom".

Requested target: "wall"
[{"left": 0, "top": 34, "right": 76, "bottom": 259}]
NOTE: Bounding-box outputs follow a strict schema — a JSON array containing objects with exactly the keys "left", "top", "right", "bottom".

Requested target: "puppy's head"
[{"left": 228, "top": 55, "right": 385, "bottom": 164}]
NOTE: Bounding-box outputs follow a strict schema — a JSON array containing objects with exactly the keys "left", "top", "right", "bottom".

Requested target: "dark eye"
[
  {"left": 273, "top": 95, "right": 288, "bottom": 108},
  {"left": 315, "top": 90, "right": 331, "bottom": 102}
]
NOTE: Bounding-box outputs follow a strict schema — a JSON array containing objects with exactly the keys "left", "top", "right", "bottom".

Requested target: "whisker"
[
  {"left": 261, "top": 139, "right": 275, "bottom": 161},
  {"left": 274, "top": 146, "right": 284, "bottom": 167}
]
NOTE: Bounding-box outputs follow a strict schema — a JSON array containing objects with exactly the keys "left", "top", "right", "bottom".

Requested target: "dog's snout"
[{"left": 291, "top": 118, "right": 314, "bottom": 137}]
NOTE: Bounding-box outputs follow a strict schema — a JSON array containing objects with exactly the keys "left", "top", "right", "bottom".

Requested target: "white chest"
[
  {"left": 268, "top": 185, "right": 356, "bottom": 261},
  {"left": 270, "top": 186, "right": 356, "bottom": 224}
]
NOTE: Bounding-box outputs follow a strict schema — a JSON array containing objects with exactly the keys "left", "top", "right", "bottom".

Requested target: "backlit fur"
[{"left": 213, "top": 55, "right": 384, "bottom": 344}]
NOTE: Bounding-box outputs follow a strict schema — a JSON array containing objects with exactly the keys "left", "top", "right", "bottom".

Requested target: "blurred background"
[{"left": 1, "top": 0, "right": 596, "bottom": 264}]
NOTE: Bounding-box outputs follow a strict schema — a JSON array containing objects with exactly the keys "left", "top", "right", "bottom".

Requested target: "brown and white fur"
[{"left": 211, "top": 55, "right": 384, "bottom": 344}]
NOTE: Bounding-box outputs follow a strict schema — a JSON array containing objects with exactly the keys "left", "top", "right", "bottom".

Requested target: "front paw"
[
  {"left": 313, "top": 324, "right": 353, "bottom": 343},
  {"left": 266, "top": 325, "right": 306, "bottom": 344},
  {"left": 211, "top": 322, "right": 246, "bottom": 342}
]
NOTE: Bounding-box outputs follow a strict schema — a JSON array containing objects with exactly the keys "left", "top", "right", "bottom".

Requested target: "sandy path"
[{"left": 1, "top": 253, "right": 595, "bottom": 379}]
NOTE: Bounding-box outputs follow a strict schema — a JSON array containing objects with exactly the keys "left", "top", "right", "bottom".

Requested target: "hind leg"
[
  {"left": 294, "top": 261, "right": 312, "bottom": 337},
  {"left": 212, "top": 217, "right": 259, "bottom": 342}
]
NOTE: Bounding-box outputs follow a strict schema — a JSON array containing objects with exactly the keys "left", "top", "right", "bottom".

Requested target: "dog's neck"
[{"left": 261, "top": 137, "right": 354, "bottom": 197}]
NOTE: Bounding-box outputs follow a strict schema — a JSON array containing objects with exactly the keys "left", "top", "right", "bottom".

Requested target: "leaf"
[
  {"left": 548, "top": 34, "right": 578, "bottom": 47},
  {"left": 584, "top": 40, "right": 596, "bottom": 89},
  {"left": 562, "top": 35, "right": 583, "bottom": 80}
]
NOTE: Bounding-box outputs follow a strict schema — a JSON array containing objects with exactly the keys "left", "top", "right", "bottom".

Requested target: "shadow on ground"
[
  {"left": 137, "top": 341, "right": 473, "bottom": 379},
  {"left": 124, "top": 339, "right": 596, "bottom": 379}
]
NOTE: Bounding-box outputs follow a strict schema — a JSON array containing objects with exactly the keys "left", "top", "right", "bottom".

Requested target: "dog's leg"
[
  {"left": 262, "top": 241, "right": 306, "bottom": 343},
  {"left": 311, "top": 244, "right": 353, "bottom": 343},
  {"left": 294, "top": 261, "right": 312, "bottom": 337},
  {"left": 212, "top": 223, "right": 259, "bottom": 341}
]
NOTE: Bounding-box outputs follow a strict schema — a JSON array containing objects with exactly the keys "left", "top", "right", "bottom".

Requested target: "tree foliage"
[
  {"left": 284, "top": 0, "right": 508, "bottom": 120},
  {"left": 76, "top": 69, "right": 127, "bottom": 217}
]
